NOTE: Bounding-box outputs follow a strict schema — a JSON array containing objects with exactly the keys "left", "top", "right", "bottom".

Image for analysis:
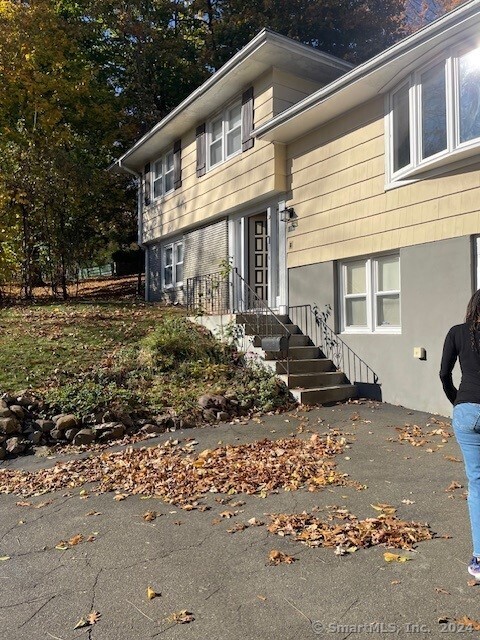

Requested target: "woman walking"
[{"left": 440, "top": 290, "right": 480, "bottom": 580}]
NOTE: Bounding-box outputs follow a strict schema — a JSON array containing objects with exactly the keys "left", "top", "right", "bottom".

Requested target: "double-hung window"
[
  {"left": 163, "top": 240, "right": 183, "bottom": 289},
  {"left": 208, "top": 101, "right": 242, "bottom": 169},
  {"left": 153, "top": 150, "right": 174, "bottom": 200},
  {"left": 389, "top": 42, "right": 480, "bottom": 181},
  {"left": 340, "top": 254, "right": 400, "bottom": 333}
]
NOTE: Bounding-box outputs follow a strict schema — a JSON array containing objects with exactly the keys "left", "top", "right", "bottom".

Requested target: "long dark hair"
[{"left": 466, "top": 290, "right": 480, "bottom": 353}]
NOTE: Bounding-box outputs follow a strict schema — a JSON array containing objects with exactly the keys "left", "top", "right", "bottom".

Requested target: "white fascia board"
[
  {"left": 254, "top": 0, "right": 480, "bottom": 143},
  {"left": 112, "top": 29, "right": 353, "bottom": 172}
]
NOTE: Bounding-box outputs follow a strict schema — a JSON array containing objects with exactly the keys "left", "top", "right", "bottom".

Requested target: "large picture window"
[
  {"left": 389, "top": 43, "right": 480, "bottom": 180},
  {"left": 163, "top": 239, "right": 183, "bottom": 289},
  {"left": 340, "top": 254, "right": 400, "bottom": 333}
]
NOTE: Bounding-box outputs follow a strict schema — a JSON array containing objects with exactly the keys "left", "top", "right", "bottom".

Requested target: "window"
[
  {"left": 153, "top": 150, "right": 174, "bottom": 200},
  {"left": 389, "top": 43, "right": 480, "bottom": 180},
  {"left": 340, "top": 254, "right": 400, "bottom": 333},
  {"left": 163, "top": 240, "right": 183, "bottom": 289},
  {"left": 208, "top": 101, "right": 242, "bottom": 168}
]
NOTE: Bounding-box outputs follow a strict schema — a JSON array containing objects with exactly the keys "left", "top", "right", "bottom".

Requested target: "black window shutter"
[
  {"left": 173, "top": 139, "right": 182, "bottom": 189},
  {"left": 196, "top": 123, "right": 206, "bottom": 177},
  {"left": 144, "top": 162, "right": 151, "bottom": 206},
  {"left": 242, "top": 87, "right": 254, "bottom": 151}
]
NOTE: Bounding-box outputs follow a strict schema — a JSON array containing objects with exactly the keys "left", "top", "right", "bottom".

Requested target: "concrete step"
[
  {"left": 279, "top": 371, "right": 347, "bottom": 388},
  {"left": 264, "top": 345, "right": 320, "bottom": 360},
  {"left": 235, "top": 313, "right": 290, "bottom": 326},
  {"left": 271, "top": 359, "right": 335, "bottom": 374},
  {"left": 252, "top": 333, "right": 310, "bottom": 348},
  {"left": 289, "top": 384, "right": 357, "bottom": 405},
  {"left": 243, "top": 322, "right": 301, "bottom": 336}
]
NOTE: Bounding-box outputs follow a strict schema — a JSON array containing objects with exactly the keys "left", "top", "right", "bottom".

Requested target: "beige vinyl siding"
[
  {"left": 272, "top": 68, "right": 323, "bottom": 115},
  {"left": 142, "top": 71, "right": 285, "bottom": 244},
  {"left": 286, "top": 95, "right": 480, "bottom": 268}
]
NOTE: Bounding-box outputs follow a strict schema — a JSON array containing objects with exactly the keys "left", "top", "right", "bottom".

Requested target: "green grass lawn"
[
  {"left": 0, "top": 301, "right": 169, "bottom": 393},
  {"left": 0, "top": 300, "right": 289, "bottom": 421}
]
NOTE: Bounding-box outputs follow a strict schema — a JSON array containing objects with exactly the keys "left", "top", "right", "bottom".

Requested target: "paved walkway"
[{"left": 0, "top": 401, "right": 476, "bottom": 640}]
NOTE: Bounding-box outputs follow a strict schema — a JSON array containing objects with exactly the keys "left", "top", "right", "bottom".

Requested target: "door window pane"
[
  {"left": 377, "top": 255, "right": 399, "bottom": 291},
  {"left": 392, "top": 84, "right": 411, "bottom": 172},
  {"left": 346, "top": 297, "right": 367, "bottom": 326},
  {"left": 346, "top": 261, "right": 366, "bottom": 294},
  {"left": 377, "top": 295, "right": 400, "bottom": 326},
  {"left": 459, "top": 47, "right": 480, "bottom": 144},
  {"left": 421, "top": 61, "right": 447, "bottom": 158}
]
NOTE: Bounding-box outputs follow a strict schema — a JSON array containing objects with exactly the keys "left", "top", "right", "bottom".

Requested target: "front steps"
[{"left": 236, "top": 314, "right": 357, "bottom": 406}]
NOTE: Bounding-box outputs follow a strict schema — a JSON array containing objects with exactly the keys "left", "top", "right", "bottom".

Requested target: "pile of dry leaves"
[
  {"left": 267, "top": 506, "right": 433, "bottom": 553},
  {"left": 0, "top": 433, "right": 363, "bottom": 504}
]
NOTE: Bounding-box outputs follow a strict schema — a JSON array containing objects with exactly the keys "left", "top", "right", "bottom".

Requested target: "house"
[{"left": 113, "top": 0, "right": 480, "bottom": 416}]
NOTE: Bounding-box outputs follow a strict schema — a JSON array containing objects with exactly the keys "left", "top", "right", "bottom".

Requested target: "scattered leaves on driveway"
[
  {"left": 0, "top": 432, "right": 362, "bottom": 505},
  {"left": 147, "top": 586, "right": 159, "bottom": 600},
  {"left": 74, "top": 611, "right": 101, "bottom": 629},
  {"left": 266, "top": 507, "right": 433, "bottom": 553}
]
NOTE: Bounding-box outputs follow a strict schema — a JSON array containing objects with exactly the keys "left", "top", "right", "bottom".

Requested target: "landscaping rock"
[
  {"left": 6, "top": 437, "right": 26, "bottom": 455},
  {"left": 16, "top": 393, "right": 36, "bottom": 408},
  {"left": 9, "top": 405, "right": 25, "bottom": 419},
  {"left": 217, "top": 411, "right": 229, "bottom": 421},
  {"left": 64, "top": 428, "right": 80, "bottom": 442},
  {"left": 202, "top": 409, "right": 217, "bottom": 422},
  {"left": 0, "top": 417, "right": 20, "bottom": 434},
  {"left": 0, "top": 446, "right": 5, "bottom": 460},
  {"left": 28, "top": 431, "right": 43, "bottom": 445},
  {"left": 35, "top": 419, "right": 54, "bottom": 433},
  {"left": 0, "top": 399, "right": 7, "bottom": 410},
  {"left": 50, "top": 429, "right": 63, "bottom": 441},
  {"left": 139, "top": 424, "right": 164, "bottom": 435},
  {"left": 115, "top": 412, "right": 134, "bottom": 428},
  {"left": 52, "top": 414, "right": 66, "bottom": 423},
  {"left": 72, "top": 429, "right": 95, "bottom": 446},
  {"left": 93, "top": 422, "right": 125, "bottom": 438},
  {"left": 97, "top": 425, "right": 126, "bottom": 442},
  {"left": 55, "top": 414, "right": 78, "bottom": 432},
  {"left": 0, "top": 407, "right": 14, "bottom": 419}
]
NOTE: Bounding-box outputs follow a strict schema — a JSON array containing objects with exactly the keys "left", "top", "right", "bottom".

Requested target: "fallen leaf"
[
  {"left": 247, "top": 517, "right": 264, "bottom": 526},
  {"left": 371, "top": 503, "right": 397, "bottom": 515},
  {"left": 401, "top": 499, "right": 415, "bottom": 505},
  {"left": 445, "top": 481, "right": 463, "bottom": 492},
  {"left": 55, "top": 543, "right": 69, "bottom": 551},
  {"left": 143, "top": 511, "right": 157, "bottom": 522},
  {"left": 74, "top": 617, "right": 89, "bottom": 630},
  {"left": 383, "top": 552, "right": 410, "bottom": 563},
  {"left": 227, "top": 522, "right": 247, "bottom": 533},
  {"left": 147, "top": 586, "right": 159, "bottom": 600},
  {"left": 68, "top": 534, "right": 83, "bottom": 546},
  {"left": 435, "top": 587, "right": 450, "bottom": 595},
  {"left": 467, "top": 579, "right": 478, "bottom": 587},
  {"left": 268, "top": 549, "right": 296, "bottom": 565},
  {"left": 16, "top": 501, "right": 32, "bottom": 507},
  {"left": 257, "top": 594, "right": 267, "bottom": 601},
  {"left": 167, "top": 609, "right": 194, "bottom": 624},
  {"left": 113, "top": 493, "right": 128, "bottom": 501},
  {"left": 86, "top": 611, "right": 101, "bottom": 625},
  {"left": 455, "top": 616, "right": 480, "bottom": 630},
  {"left": 444, "top": 455, "right": 462, "bottom": 463},
  {"left": 0, "top": 555, "right": 11, "bottom": 561},
  {"left": 391, "top": 580, "right": 401, "bottom": 585},
  {"left": 220, "top": 510, "right": 235, "bottom": 519}
]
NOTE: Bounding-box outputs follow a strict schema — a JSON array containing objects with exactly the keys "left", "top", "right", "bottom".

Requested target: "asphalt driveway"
[{"left": 0, "top": 400, "right": 477, "bottom": 640}]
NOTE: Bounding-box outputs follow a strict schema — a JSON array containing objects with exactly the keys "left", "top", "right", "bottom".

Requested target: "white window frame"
[
  {"left": 162, "top": 239, "right": 183, "bottom": 290},
  {"left": 340, "top": 253, "right": 401, "bottom": 334},
  {"left": 152, "top": 149, "right": 174, "bottom": 201},
  {"left": 207, "top": 100, "right": 242, "bottom": 170},
  {"left": 387, "top": 41, "right": 480, "bottom": 184}
]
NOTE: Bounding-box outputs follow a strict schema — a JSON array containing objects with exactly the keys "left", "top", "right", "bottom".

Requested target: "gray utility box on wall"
[{"left": 261, "top": 335, "right": 290, "bottom": 352}]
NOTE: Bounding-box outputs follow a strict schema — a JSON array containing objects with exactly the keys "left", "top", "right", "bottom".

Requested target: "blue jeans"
[{"left": 452, "top": 402, "right": 480, "bottom": 557}]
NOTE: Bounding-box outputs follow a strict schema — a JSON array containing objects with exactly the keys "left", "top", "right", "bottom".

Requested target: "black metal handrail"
[
  {"left": 288, "top": 304, "right": 378, "bottom": 385},
  {"left": 186, "top": 268, "right": 291, "bottom": 375}
]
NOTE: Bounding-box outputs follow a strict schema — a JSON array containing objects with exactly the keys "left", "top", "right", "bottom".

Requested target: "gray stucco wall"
[{"left": 288, "top": 236, "right": 474, "bottom": 416}]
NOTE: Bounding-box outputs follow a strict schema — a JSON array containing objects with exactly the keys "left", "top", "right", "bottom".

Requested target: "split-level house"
[{"left": 114, "top": 0, "right": 480, "bottom": 416}]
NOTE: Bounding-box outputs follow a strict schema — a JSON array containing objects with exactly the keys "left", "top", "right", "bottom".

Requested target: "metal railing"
[
  {"left": 288, "top": 304, "right": 378, "bottom": 385},
  {"left": 186, "top": 268, "right": 291, "bottom": 375}
]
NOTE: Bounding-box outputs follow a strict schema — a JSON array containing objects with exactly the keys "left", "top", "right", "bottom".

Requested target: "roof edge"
[
  {"left": 253, "top": 0, "right": 480, "bottom": 140},
  {"left": 112, "top": 28, "right": 353, "bottom": 170}
]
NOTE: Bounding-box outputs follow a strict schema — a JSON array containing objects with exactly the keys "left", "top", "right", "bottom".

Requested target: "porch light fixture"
[{"left": 278, "top": 201, "right": 295, "bottom": 221}]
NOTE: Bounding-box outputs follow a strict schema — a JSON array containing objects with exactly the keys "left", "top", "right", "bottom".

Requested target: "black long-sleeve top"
[{"left": 440, "top": 323, "right": 480, "bottom": 405}]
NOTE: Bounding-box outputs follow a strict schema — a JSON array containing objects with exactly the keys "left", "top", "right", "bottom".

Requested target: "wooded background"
[{"left": 0, "top": 0, "right": 463, "bottom": 298}]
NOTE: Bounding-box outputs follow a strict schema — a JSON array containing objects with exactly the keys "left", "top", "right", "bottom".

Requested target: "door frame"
[{"left": 228, "top": 198, "right": 287, "bottom": 312}]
